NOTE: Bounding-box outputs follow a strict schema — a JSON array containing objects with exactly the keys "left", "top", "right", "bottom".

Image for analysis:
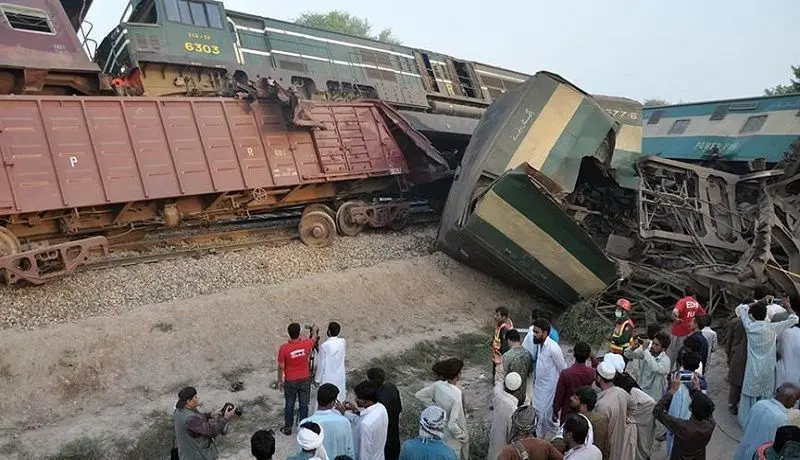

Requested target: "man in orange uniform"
[
  {"left": 492, "top": 306, "right": 514, "bottom": 382},
  {"left": 609, "top": 299, "right": 635, "bottom": 360},
  {"left": 667, "top": 286, "right": 706, "bottom": 369}
]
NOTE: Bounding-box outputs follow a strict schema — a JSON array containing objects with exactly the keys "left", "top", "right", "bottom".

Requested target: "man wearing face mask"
[{"left": 608, "top": 299, "right": 635, "bottom": 360}]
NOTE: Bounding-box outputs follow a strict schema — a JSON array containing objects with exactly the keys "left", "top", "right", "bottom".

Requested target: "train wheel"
[
  {"left": 389, "top": 214, "right": 409, "bottom": 231},
  {"left": 302, "top": 203, "right": 335, "bottom": 221},
  {"left": 298, "top": 211, "right": 336, "bottom": 247},
  {"left": 0, "top": 227, "right": 21, "bottom": 258},
  {"left": 336, "top": 201, "right": 366, "bottom": 237}
]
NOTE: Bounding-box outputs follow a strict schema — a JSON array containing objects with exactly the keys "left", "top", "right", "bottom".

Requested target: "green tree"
[
  {"left": 643, "top": 98, "right": 669, "bottom": 107},
  {"left": 764, "top": 65, "right": 800, "bottom": 95},
  {"left": 294, "top": 10, "right": 401, "bottom": 45}
]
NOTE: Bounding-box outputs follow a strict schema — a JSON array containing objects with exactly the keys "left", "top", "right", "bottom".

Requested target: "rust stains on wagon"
[
  {"left": 0, "top": 84, "right": 450, "bottom": 284},
  {"left": 0, "top": 0, "right": 105, "bottom": 95}
]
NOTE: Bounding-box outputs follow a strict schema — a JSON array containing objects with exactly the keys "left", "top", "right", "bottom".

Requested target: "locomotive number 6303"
[{"left": 184, "top": 42, "right": 221, "bottom": 55}]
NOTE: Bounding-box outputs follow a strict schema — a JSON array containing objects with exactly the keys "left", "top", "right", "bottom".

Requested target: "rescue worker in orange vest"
[
  {"left": 492, "top": 306, "right": 514, "bottom": 382},
  {"left": 609, "top": 298, "right": 635, "bottom": 359}
]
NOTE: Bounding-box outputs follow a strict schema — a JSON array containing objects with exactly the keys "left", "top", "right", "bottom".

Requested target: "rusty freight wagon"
[{"left": 0, "top": 86, "right": 450, "bottom": 284}]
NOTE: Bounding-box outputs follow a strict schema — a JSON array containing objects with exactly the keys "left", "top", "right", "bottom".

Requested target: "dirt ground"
[
  {"left": 0, "top": 253, "right": 535, "bottom": 459},
  {"left": 0, "top": 250, "right": 742, "bottom": 459}
]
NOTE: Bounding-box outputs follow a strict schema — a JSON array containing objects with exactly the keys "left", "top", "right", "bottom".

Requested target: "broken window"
[
  {"left": 1, "top": 5, "right": 53, "bottom": 33},
  {"left": 740, "top": 115, "right": 768, "bottom": 134},
  {"left": 668, "top": 119, "right": 690, "bottom": 135}
]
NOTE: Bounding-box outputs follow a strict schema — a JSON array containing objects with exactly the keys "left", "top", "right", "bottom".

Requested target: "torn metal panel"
[
  {"left": 437, "top": 71, "right": 623, "bottom": 308},
  {"left": 441, "top": 164, "right": 620, "bottom": 307}
]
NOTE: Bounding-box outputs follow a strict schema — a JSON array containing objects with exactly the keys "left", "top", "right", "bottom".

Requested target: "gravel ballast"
[{"left": 0, "top": 224, "right": 438, "bottom": 330}]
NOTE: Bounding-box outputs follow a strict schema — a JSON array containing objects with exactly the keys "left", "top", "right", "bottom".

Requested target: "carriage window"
[
  {"left": 668, "top": 119, "right": 690, "bottom": 135},
  {"left": 647, "top": 110, "right": 664, "bottom": 125},
  {"left": 740, "top": 115, "right": 767, "bottom": 134},
  {"left": 1, "top": 5, "right": 53, "bottom": 34}
]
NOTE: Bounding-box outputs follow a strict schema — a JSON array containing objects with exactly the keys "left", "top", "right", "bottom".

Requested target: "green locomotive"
[{"left": 94, "top": 0, "right": 641, "bottom": 168}]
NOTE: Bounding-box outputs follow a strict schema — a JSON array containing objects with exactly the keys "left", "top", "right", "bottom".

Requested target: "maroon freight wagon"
[{"left": 0, "top": 92, "right": 449, "bottom": 284}]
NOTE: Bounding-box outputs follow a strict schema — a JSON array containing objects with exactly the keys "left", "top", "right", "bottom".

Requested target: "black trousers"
[{"left": 284, "top": 378, "right": 311, "bottom": 428}]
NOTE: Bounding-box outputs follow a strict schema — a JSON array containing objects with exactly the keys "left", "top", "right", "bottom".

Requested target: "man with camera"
[
  {"left": 277, "top": 322, "right": 319, "bottom": 436},
  {"left": 173, "top": 386, "right": 239, "bottom": 460}
]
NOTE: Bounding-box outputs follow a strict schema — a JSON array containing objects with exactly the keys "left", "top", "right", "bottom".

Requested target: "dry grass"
[
  {"left": 221, "top": 364, "right": 255, "bottom": 384},
  {"left": 47, "top": 437, "right": 108, "bottom": 460},
  {"left": 150, "top": 321, "right": 174, "bottom": 333},
  {"left": 345, "top": 332, "right": 494, "bottom": 449},
  {"left": 558, "top": 300, "right": 612, "bottom": 348},
  {"left": 468, "top": 422, "right": 491, "bottom": 460},
  {"left": 346, "top": 331, "right": 491, "bottom": 391}
]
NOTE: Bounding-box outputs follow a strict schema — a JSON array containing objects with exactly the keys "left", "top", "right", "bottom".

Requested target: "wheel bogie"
[{"left": 298, "top": 211, "right": 336, "bottom": 248}]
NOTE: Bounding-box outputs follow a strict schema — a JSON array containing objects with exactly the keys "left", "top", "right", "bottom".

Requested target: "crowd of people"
[{"left": 170, "top": 286, "right": 800, "bottom": 460}]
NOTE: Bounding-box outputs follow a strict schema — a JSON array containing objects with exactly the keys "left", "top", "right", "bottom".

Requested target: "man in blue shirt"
[
  {"left": 295, "top": 383, "right": 355, "bottom": 459},
  {"left": 399, "top": 406, "right": 457, "bottom": 460}
]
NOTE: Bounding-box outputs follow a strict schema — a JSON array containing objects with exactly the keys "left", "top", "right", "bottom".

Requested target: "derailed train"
[
  {"left": 0, "top": 0, "right": 454, "bottom": 285},
  {"left": 0, "top": 0, "right": 642, "bottom": 169},
  {"left": 437, "top": 72, "right": 800, "bottom": 311},
  {"left": 0, "top": 0, "right": 648, "bottom": 293},
  {"left": 437, "top": 72, "right": 626, "bottom": 307}
]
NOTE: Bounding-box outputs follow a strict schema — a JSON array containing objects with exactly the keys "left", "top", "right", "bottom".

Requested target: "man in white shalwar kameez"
[
  {"left": 315, "top": 322, "right": 347, "bottom": 402},
  {"left": 776, "top": 322, "right": 800, "bottom": 390},
  {"left": 530, "top": 319, "right": 567, "bottom": 440},
  {"left": 487, "top": 372, "right": 522, "bottom": 460},
  {"left": 415, "top": 357, "right": 470, "bottom": 460}
]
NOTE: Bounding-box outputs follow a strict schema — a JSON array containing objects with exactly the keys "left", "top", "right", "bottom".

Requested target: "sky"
[{"left": 84, "top": 0, "right": 800, "bottom": 104}]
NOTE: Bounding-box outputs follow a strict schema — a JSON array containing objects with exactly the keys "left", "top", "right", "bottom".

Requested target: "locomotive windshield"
[{"left": 164, "top": 0, "right": 223, "bottom": 29}]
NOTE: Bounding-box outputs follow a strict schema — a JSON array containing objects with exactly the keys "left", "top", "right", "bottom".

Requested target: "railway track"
[
  {"left": 83, "top": 210, "right": 441, "bottom": 273},
  {"left": 86, "top": 227, "right": 298, "bottom": 271}
]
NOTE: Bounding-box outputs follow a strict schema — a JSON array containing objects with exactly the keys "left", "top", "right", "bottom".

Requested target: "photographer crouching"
[{"left": 173, "top": 386, "right": 241, "bottom": 460}]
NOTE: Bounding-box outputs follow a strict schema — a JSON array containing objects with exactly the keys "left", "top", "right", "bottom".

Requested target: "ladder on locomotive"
[{"left": 79, "top": 20, "right": 98, "bottom": 60}]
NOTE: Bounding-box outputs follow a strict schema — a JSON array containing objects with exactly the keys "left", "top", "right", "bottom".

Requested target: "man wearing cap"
[
  {"left": 488, "top": 372, "right": 524, "bottom": 460},
  {"left": 608, "top": 299, "right": 635, "bottom": 359},
  {"left": 399, "top": 406, "right": 457, "bottom": 460},
  {"left": 594, "top": 361, "right": 629, "bottom": 460},
  {"left": 173, "top": 386, "right": 236, "bottom": 460}
]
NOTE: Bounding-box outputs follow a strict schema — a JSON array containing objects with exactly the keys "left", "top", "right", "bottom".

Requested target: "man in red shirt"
[
  {"left": 667, "top": 286, "right": 706, "bottom": 369},
  {"left": 552, "top": 341, "right": 596, "bottom": 423},
  {"left": 277, "top": 322, "right": 318, "bottom": 436}
]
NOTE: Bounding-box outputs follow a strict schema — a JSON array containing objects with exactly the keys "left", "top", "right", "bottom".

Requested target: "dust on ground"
[
  {"left": 0, "top": 250, "right": 742, "bottom": 459},
  {"left": 0, "top": 252, "right": 537, "bottom": 459}
]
